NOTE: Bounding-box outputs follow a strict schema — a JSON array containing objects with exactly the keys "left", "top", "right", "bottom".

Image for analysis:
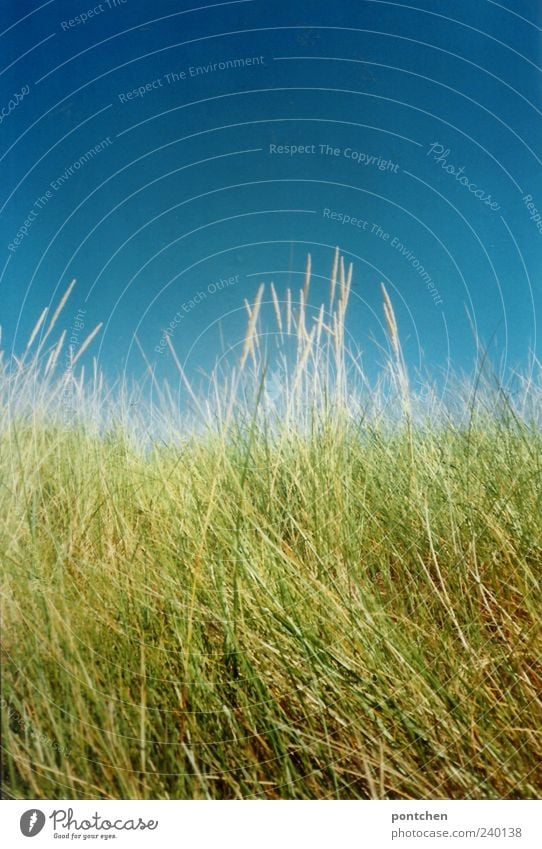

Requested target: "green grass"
[{"left": 1, "top": 252, "right": 541, "bottom": 799}]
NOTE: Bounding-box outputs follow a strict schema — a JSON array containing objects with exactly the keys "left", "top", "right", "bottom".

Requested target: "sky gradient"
[{"left": 1, "top": 0, "right": 541, "bottom": 392}]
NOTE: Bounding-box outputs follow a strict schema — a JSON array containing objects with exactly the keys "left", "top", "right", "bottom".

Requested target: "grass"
[{"left": 1, "top": 250, "right": 541, "bottom": 799}]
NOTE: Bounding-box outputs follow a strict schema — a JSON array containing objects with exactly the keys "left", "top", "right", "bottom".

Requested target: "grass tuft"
[{"left": 1, "top": 252, "right": 541, "bottom": 799}]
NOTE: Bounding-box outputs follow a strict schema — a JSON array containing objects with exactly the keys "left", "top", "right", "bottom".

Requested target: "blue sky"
[{"left": 1, "top": 0, "right": 541, "bottom": 389}]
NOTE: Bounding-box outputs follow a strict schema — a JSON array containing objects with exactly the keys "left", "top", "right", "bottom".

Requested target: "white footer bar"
[{"left": 2, "top": 799, "right": 541, "bottom": 848}]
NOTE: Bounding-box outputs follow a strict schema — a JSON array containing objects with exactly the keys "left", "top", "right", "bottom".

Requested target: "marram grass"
[{"left": 1, "top": 252, "right": 541, "bottom": 799}]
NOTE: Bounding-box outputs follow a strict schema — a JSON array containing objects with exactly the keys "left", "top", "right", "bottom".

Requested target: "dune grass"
[{"left": 1, "top": 251, "right": 541, "bottom": 799}]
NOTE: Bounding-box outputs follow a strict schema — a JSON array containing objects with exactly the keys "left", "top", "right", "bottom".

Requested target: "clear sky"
[{"left": 1, "top": 0, "right": 541, "bottom": 392}]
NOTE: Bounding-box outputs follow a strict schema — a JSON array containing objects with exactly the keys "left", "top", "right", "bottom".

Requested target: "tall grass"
[{"left": 1, "top": 251, "right": 541, "bottom": 799}]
